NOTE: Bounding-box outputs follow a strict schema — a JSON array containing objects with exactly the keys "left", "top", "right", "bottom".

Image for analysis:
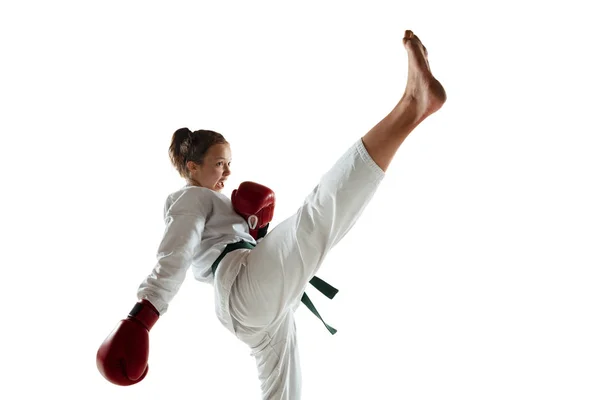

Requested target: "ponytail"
[{"left": 169, "top": 127, "right": 193, "bottom": 178}]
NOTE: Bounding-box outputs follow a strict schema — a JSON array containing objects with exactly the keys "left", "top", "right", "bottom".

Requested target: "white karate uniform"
[{"left": 137, "top": 138, "right": 385, "bottom": 399}]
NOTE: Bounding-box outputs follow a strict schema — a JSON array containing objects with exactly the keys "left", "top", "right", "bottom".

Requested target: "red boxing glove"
[
  {"left": 231, "top": 181, "right": 275, "bottom": 240},
  {"left": 96, "top": 299, "right": 160, "bottom": 386}
]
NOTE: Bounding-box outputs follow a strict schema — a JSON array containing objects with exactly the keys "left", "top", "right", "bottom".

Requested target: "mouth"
[{"left": 217, "top": 180, "right": 226, "bottom": 189}]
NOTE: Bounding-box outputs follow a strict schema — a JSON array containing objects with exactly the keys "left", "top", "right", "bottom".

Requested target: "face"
[{"left": 187, "top": 143, "right": 232, "bottom": 192}]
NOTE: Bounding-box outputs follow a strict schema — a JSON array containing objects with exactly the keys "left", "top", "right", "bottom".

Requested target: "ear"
[{"left": 186, "top": 160, "right": 199, "bottom": 172}]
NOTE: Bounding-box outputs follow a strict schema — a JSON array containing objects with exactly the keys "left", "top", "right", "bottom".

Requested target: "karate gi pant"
[{"left": 222, "top": 138, "right": 385, "bottom": 399}]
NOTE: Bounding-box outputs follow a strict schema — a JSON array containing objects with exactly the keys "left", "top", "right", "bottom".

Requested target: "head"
[{"left": 169, "top": 128, "right": 231, "bottom": 192}]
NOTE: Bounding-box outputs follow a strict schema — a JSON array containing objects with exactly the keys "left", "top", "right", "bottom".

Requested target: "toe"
[
  {"left": 409, "top": 34, "right": 429, "bottom": 58},
  {"left": 412, "top": 34, "right": 423, "bottom": 48}
]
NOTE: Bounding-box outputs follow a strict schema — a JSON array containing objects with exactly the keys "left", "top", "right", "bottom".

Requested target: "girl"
[{"left": 98, "top": 30, "right": 446, "bottom": 399}]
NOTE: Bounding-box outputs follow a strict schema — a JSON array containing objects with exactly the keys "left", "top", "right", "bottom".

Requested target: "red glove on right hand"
[
  {"left": 96, "top": 300, "right": 160, "bottom": 386},
  {"left": 231, "top": 181, "right": 275, "bottom": 240}
]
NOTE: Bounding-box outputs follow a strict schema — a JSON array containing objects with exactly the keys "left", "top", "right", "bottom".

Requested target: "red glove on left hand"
[{"left": 231, "top": 181, "right": 275, "bottom": 240}]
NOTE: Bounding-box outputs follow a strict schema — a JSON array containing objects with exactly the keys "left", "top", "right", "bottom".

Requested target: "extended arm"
[{"left": 97, "top": 191, "right": 207, "bottom": 386}]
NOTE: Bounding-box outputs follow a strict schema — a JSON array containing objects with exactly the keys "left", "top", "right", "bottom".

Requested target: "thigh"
[
  {"left": 230, "top": 214, "right": 305, "bottom": 331},
  {"left": 230, "top": 138, "right": 385, "bottom": 330}
]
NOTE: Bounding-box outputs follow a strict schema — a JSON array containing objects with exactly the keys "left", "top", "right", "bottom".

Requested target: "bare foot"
[
  {"left": 401, "top": 30, "right": 446, "bottom": 124},
  {"left": 360, "top": 30, "right": 447, "bottom": 171}
]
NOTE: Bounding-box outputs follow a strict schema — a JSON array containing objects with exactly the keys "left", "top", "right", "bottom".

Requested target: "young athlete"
[{"left": 97, "top": 30, "right": 447, "bottom": 399}]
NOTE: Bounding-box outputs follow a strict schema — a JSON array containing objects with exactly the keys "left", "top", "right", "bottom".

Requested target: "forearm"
[{"left": 137, "top": 253, "right": 189, "bottom": 315}]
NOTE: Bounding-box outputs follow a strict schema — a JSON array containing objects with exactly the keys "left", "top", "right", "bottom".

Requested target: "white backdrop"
[{"left": 1, "top": 1, "right": 599, "bottom": 399}]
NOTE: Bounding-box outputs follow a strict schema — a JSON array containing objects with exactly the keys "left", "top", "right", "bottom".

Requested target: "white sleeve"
[{"left": 137, "top": 191, "right": 208, "bottom": 315}]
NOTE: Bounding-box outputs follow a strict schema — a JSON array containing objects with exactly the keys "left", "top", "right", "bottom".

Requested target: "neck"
[{"left": 187, "top": 178, "right": 202, "bottom": 187}]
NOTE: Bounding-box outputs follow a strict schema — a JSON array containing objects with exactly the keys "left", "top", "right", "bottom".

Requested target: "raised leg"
[{"left": 230, "top": 29, "right": 447, "bottom": 333}]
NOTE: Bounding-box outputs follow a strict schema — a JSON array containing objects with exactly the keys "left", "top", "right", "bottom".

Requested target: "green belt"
[{"left": 211, "top": 240, "right": 338, "bottom": 335}]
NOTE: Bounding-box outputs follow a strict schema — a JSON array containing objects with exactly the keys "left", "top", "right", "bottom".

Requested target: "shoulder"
[{"left": 164, "top": 186, "right": 216, "bottom": 217}]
